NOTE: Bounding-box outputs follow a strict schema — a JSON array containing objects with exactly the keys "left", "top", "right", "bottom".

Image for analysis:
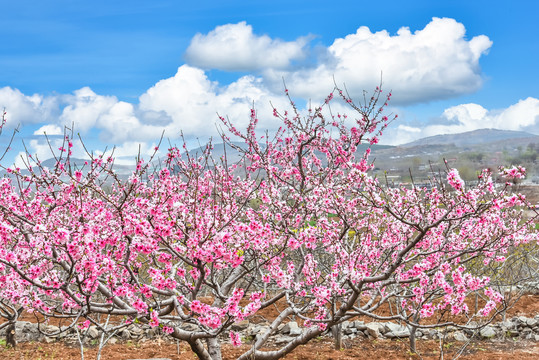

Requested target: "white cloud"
[
  {"left": 265, "top": 17, "right": 492, "bottom": 104},
  {"left": 59, "top": 87, "right": 118, "bottom": 133},
  {"left": 3, "top": 19, "right": 529, "bottom": 164},
  {"left": 138, "top": 65, "right": 288, "bottom": 140},
  {"left": 2, "top": 66, "right": 291, "bottom": 166},
  {"left": 495, "top": 98, "right": 539, "bottom": 131},
  {"left": 0, "top": 87, "right": 58, "bottom": 127},
  {"left": 386, "top": 97, "right": 539, "bottom": 145},
  {"left": 398, "top": 125, "right": 422, "bottom": 133},
  {"left": 434, "top": 97, "right": 539, "bottom": 134},
  {"left": 185, "top": 22, "right": 309, "bottom": 71},
  {"left": 96, "top": 101, "right": 151, "bottom": 143},
  {"left": 33, "top": 124, "right": 63, "bottom": 135}
]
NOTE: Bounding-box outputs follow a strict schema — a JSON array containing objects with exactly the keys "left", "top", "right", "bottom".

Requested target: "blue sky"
[{"left": 0, "top": 0, "right": 538, "bottom": 165}]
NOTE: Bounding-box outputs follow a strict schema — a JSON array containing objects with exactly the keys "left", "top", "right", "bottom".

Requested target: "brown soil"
[
  {"left": 1, "top": 335, "right": 538, "bottom": 360},
  {"left": 1, "top": 294, "right": 538, "bottom": 360}
]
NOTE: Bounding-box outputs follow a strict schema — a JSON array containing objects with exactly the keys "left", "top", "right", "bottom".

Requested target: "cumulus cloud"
[
  {"left": 185, "top": 22, "right": 309, "bottom": 71},
  {"left": 266, "top": 17, "right": 492, "bottom": 104},
  {"left": 138, "top": 65, "right": 289, "bottom": 140},
  {"left": 59, "top": 87, "right": 118, "bottom": 133},
  {"left": 2, "top": 67, "right": 292, "bottom": 166},
  {"left": 33, "top": 124, "right": 63, "bottom": 135},
  {"left": 386, "top": 97, "right": 539, "bottom": 145},
  {"left": 0, "top": 87, "right": 59, "bottom": 127},
  {"left": 1, "top": 18, "right": 522, "bottom": 163},
  {"left": 435, "top": 97, "right": 539, "bottom": 134}
]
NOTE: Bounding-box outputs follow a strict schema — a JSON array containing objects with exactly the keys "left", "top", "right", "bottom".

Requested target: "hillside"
[
  {"left": 401, "top": 128, "right": 538, "bottom": 148},
  {"left": 3, "top": 128, "right": 538, "bottom": 185},
  {"left": 370, "top": 129, "right": 539, "bottom": 184}
]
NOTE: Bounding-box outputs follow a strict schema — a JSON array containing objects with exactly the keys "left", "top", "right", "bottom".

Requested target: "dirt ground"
[
  {"left": 2, "top": 335, "right": 539, "bottom": 360},
  {"left": 1, "top": 294, "right": 538, "bottom": 360}
]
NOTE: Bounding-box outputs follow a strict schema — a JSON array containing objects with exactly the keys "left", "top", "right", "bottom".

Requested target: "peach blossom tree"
[{"left": 0, "top": 88, "right": 537, "bottom": 360}]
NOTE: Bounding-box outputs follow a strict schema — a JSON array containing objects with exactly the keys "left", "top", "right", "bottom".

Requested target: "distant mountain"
[
  {"left": 39, "top": 157, "right": 90, "bottom": 169},
  {"left": 4, "top": 129, "right": 538, "bottom": 183},
  {"left": 401, "top": 129, "right": 538, "bottom": 148},
  {"left": 187, "top": 141, "right": 394, "bottom": 162},
  {"left": 0, "top": 156, "right": 136, "bottom": 179}
]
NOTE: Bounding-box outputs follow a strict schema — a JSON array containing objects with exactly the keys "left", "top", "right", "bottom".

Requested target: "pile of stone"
[
  {"left": 0, "top": 322, "right": 162, "bottom": 345},
  {"left": 517, "top": 281, "right": 539, "bottom": 295},
  {"left": 1, "top": 314, "right": 538, "bottom": 346},
  {"left": 265, "top": 315, "right": 539, "bottom": 344}
]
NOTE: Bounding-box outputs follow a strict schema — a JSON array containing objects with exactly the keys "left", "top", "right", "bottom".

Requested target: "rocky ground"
[{"left": 1, "top": 293, "right": 538, "bottom": 359}]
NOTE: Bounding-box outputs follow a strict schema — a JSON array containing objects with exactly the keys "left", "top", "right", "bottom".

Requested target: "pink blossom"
[
  {"left": 132, "top": 298, "right": 148, "bottom": 313},
  {"left": 229, "top": 331, "right": 242, "bottom": 347}
]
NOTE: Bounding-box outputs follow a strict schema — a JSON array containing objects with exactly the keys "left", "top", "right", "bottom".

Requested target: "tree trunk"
[
  {"left": 409, "top": 325, "right": 417, "bottom": 354},
  {"left": 188, "top": 339, "right": 212, "bottom": 360},
  {"left": 207, "top": 337, "right": 222, "bottom": 360},
  {"left": 6, "top": 321, "right": 17, "bottom": 348},
  {"left": 332, "top": 323, "right": 342, "bottom": 350}
]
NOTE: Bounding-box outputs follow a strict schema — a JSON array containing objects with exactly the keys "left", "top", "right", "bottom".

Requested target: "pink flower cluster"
[{"left": 0, "top": 85, "right": 537, "bottom": 360}]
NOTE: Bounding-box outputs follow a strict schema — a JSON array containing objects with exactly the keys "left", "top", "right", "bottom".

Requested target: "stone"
[
  {"left": 16, "top": 322, "right": 42, "bottom": 342},
  {"left": 368, "top": 322, "right": 384, "bottom": 332},
  {"left": 526, "top": 318, "right": 538, "bottom": 327},
  {"left": 44, "top": 336, "right": 55, "bottom": 343},
  {"left": 273, "top": 335, "right": 296, "bottom": 345},
  {"left": 355, "top": 330, "right": 366, "bottom": 339},
  {"left": 364, "top": 323, "right": 381, "bottom": 339},
  {"left": 383, "top": 322, "right": 408, "bottom": 334},
  {"left": 427, "top": 329, "right": 441, "bottom": 339},
  {"left": 386, "top": 330, "right": 410, "bottom": 338},
  {"left": 383, "top": 322, "right": 411, "bottom": 338},
  {"left": 108, "top": 337, "right": 118, "bottom": 345},
  {"left": 252, "top": 325, "right": 270, "bottom": 337},
  {"left": 444, "top": 325, "right": 457, "bottom": 333},
  {"left": 246, "top": 324, "right": 261, "bottom": 336},
  {"left": 353, "top": 321, "right": 366, "bottom": 331},
  {"left": 231, "top": 320, "right": 250, "bottom": 331},
  {"left": 282, "top": 321, "right": 301, "bottom": 336},
  {"left": 87, "top": 326, "right": 99, "bottom": 338},
  {"left": 452, "top": 331, "right": 469, "bottom": 342},
  {"left": 147, "top": 327, "right": 159, "bottom": 338},
  {"left": 120, "top": 329, "right": 131, "bottom": 340},
  {"left": 386, "top": 329, "right": 411, "bottom": 338},
  {"left": 63, "top": 334, "right": 79, "bottom": 346},
  {"left": 480, "top": 326, "right": 496, "bottom": 339},
  {"left": 57, "top": 326, "right": 70, "bottom": 339},
  {"left": 467, "top": 321, "right": 480, "bottom": 329},
  {"left": 46, "top": 325, "right": 60, "bottom": 334}
]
